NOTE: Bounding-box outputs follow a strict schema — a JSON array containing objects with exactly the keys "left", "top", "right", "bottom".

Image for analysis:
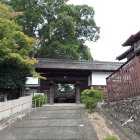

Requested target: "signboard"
[{"left": 26, "top": 77, "right": 39, "bottom": 85}]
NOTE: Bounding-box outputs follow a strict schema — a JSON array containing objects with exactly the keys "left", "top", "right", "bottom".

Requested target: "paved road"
[{"left": 0, "top": 104, "right": 98, "bottom": 140}]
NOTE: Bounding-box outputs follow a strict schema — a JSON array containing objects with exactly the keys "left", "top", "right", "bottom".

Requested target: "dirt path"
[{"left": 87, "top": 111, "right": 120, "bottom": 140}]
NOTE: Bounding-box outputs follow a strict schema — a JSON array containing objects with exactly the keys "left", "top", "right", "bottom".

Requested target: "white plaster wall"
[
  {"left": 91, "top": 72, "right": 112, "bottom": 85},
  {"left": 26, "top": 77, "right": 39, "bottom": 85},
  {"left": 0, "top": 96, "right": 32, "bottom": 121}
]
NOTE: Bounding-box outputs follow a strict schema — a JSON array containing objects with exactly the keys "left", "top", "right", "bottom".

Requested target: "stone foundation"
[{"left": 103, "top": 96, "right": 140, "bottom": 135}]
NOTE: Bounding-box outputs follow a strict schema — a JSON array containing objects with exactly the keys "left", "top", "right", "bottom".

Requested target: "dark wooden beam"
[{"left": 46, "top": 77, "right": 88, "bottom": 82}]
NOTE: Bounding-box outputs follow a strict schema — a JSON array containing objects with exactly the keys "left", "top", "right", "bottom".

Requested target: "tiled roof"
[
  {"left": 122, "top": 31, "right": 140, "bottom": 46},
  {"left": 116, "top": 47, "right": 134, "bottom": 60},
  {"left": 35, "top": 58, "right": 123, "bottom": 71}
]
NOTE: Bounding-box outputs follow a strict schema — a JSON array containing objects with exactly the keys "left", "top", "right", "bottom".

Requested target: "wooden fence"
[{"left": 106, "top": 56, "right": 140, "bottom": 102}]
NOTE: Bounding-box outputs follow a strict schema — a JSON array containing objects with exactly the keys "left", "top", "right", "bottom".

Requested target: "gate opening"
[{"left": 54, "top": 84, "right": 75, "bottom": 103}]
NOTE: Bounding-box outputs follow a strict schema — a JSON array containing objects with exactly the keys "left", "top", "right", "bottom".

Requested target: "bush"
[
  {"left": 104, "top": 136, "right": 118, "bottom": 140},
  {"left": 81, "top": 89, "right": 102, "bottom": 110},
  {"left": 32, "top": 94, "right": 48, "bottom": 107},
  {"left": 0, "top": 93, "right": 4, "bottom": 102}
]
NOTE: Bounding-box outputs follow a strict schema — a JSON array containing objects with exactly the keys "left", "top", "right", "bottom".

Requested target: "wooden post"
[
  {"left": 75, "top": 81, "right": 81, "bottom": 104},
  {"left": 135, "top": 56, "right": 140, "bottom": 92},
  {"left": 49, "top": 81, "right": 55, "bottom": 104},
  {"left": 120, "top": 68, "right": 124, "bottom": 99},
  {"left": 106, "top": 77, "right": 111, "bottom": 102}
]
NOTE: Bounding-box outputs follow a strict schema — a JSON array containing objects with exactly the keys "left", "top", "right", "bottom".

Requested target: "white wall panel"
[
  {"left": 26, "top": 77, "right": 39, "bottom": 85},
  {"left": 91, "top": 72, "right": 112, "bottom": 85}
]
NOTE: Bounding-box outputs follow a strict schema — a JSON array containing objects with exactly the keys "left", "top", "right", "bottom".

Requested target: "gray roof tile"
[{"left": 35, "top": 58, "right": 123, "bottom": 71}]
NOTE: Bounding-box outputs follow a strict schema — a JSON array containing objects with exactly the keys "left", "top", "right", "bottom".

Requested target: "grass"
[
  {"left": 103, "top": 136, "right": 118, "bottom": 140},
  {"left": 88, "top": 109, "right": 94, "bottom": 114}
]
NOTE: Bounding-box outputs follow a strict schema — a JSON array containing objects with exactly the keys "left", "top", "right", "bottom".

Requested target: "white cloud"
[{"left": 68, "top": 0, "right": 140, "bottom": 61}]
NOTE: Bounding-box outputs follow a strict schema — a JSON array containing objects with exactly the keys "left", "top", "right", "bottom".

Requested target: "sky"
[{"left": 68, "top": 0, "right": 140, "bottom": 62}]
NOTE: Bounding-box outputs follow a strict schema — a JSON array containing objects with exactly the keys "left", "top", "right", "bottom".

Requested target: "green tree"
[
  {"left": 58, "top": 84, "right": 74, "bottom": 92},
  {"left": 2, "top": 0, "right": 100, "bottom": 60},
  {"left": 0, "top": 3, "right": 39, "bottom": 101}
]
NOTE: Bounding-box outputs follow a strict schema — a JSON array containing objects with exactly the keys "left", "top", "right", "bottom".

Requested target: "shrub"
[
  {"left": 88, "top": 109, "right": 94, "bottom": 114},
  {"left": 0, "top": 93, "right": 4, "bottom": 102},
  {"left": 32, "top": 94, "right": 48, "bottom": 107},
  {"left": 104, "top": 136, "right": 118, "bottom": 140},
  {"left": 81, "top": 89, "right": 102, "bottom": 110}
]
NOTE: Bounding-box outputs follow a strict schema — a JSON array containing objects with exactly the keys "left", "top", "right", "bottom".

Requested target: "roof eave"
[
  {"left": 116, "top": 47, "right": 134, "bottom": 60},
  {"left": 122, "top": 31, "right": 140, "bottom": 46}
]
